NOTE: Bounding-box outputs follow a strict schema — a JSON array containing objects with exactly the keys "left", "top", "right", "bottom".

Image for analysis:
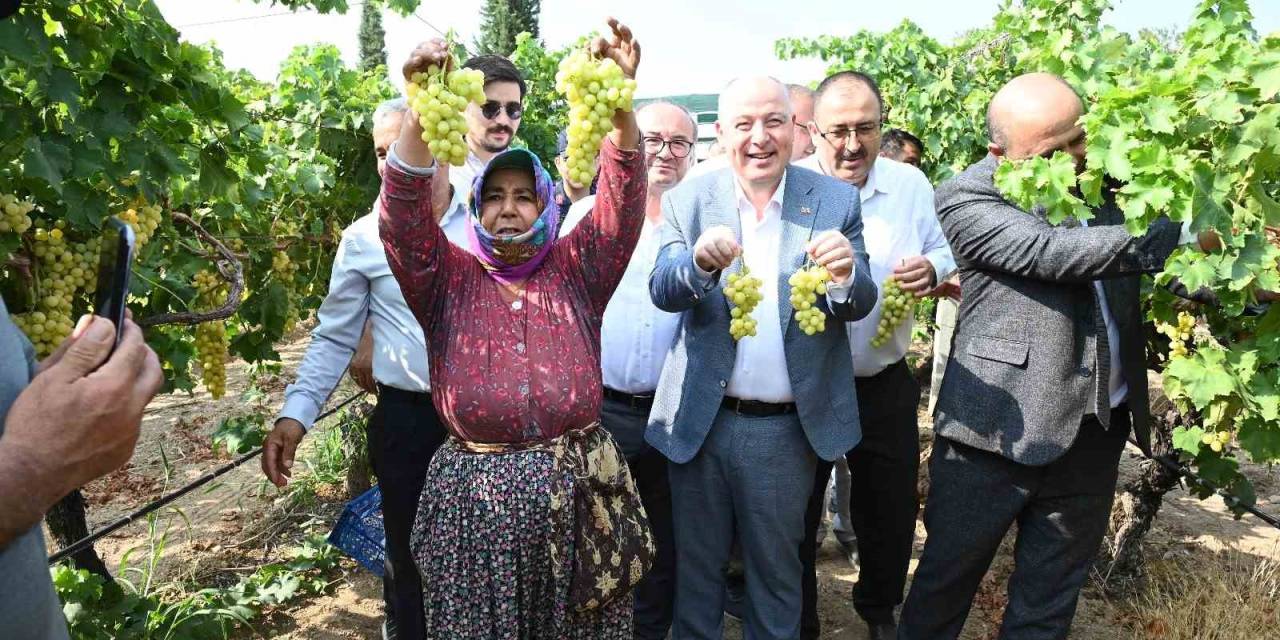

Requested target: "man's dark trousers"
[
  {"left": 601, "top": 395, "right": 676, "bottom": 639},
  {"left": 899, "top": 409, "right": 1131, "bottom": 640},
  {"left": 800, "top": 358, "right": 920, "bottom": 638},
  {"left": 367, "top": 385, "right": 449, "bottom": 640}
]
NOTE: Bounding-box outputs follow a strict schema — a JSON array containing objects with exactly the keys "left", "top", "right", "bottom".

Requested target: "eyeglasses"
[
  {"left": 814, "top": 122, "right": 882, "bottom": 146},
  {"left": 480, "top": 101, "right": 523, "bottom": 120},
  {"left": 642, "top": 136, "right": 693, "bottom": 158}
]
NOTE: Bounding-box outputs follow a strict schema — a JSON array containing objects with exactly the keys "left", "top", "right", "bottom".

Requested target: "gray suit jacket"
[
  {"left": 934, "top": 154, "right": 1181, "bottom": 465},
  {"left": 645, "top": 166, "right": 878, "bottom": 464}
]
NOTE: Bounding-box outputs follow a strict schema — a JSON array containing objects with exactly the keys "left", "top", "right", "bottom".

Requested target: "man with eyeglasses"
[
  {"left": 449, "top": 55, "right": 527, "bottom": 195},
  {"left": 794, "top": 71, "right": 955, "bottom": 640},
  {"left": 558, "top": 100, "right": 696, "bottom": 640}
]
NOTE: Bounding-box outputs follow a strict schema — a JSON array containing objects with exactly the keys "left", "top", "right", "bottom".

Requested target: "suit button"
[
  {"left": 719, "top": 380, "right": 727, "bottom": 388},
  {"left": 1078, "top": 366, "right": 1092, "bottom": 377}
]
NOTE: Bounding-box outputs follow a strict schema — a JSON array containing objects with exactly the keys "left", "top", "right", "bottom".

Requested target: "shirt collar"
[
  {"left": 809, "top": 155, "right": 889, "bottom": 204},
  {"left": 732, "top": 169, "right": 788, "bottom": 217},
  {"left": 440, "top": 183, "right": 469, "bottom": 228}
]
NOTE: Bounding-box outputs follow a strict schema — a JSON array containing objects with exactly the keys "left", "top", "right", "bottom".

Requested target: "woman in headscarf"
[{"left": 378, "top": 19, "right": 652, "bottom": 638}]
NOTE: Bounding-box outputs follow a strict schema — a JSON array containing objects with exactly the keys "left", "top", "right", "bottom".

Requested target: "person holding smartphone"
[{"left": 0, "top": 305, "right": 164, "bottom": 640}]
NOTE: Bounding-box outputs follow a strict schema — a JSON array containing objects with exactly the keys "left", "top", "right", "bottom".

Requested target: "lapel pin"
[{"left": 800, "top": 206, "right": 812, "bottom": 215}]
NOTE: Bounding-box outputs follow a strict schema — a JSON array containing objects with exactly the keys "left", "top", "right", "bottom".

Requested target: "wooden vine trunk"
[{"left": 44, "top": 489, "right": 111, "bottom": 579}]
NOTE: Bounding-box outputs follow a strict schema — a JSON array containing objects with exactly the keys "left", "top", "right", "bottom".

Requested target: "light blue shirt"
[{"left": 278, "top": 188, "right": 470, "bottom": 430}]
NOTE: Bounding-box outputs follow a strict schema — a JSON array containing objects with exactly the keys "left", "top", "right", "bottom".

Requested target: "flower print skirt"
[{"left": 409, "top": 425, "right": 654, "bottom": 638}]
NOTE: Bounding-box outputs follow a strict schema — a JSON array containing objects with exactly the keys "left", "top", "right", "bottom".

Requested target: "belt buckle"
[{"left": 729, "top": 397, "right": 744, "bottom": 415}]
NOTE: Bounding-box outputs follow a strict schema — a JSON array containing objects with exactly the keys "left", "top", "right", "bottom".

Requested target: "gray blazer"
[
  {"left": 934, "top": 154, "right": 1181, "bottom": 465},
  {"left": 645, "top": 165, "right": 878, "bottom": 464}
]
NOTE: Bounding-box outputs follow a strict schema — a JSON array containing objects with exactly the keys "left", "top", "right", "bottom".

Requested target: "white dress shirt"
[
  {"left": 797, "top": 155, "right": 957, "bottom": 377},
  {"left": 278, "top": 188, "right": 470, "bottom": 430},
  {"left": 1079, "top": 218, "right": 1128, "bottom": 409},
  {"left": 447, "top": 148, "right": 490, "bottom": 199},
  {"left": 561, "top": 195, "right": 682, "bottom": 394}
]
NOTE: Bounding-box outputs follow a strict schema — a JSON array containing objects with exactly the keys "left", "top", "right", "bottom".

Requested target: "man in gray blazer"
[
  {"left": 647, "top": 76, "right": 877, "bottom": 640},
  {"left": 899, "top": 73, "right": 1219, "bottom": 639}
]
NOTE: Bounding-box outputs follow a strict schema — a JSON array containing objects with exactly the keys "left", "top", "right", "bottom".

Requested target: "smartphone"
[{"left": 93, "top": 218, "right": 136, "bottom": 348}]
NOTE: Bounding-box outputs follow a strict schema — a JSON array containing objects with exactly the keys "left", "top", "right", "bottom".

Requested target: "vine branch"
[{"left": 138, "top": 212, "right": 244, "bottom": 328}]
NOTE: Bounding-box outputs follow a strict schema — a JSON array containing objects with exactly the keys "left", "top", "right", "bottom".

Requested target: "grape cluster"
[
  {"left": 406, "top": 62, "right": 486, "bottom": 167},
  {"left": 789, "top": 264, "right": 832, "bottom": 335},
  {"left": 0, "top": 192, "right": 35, "bottom": 234},
  {"left": 1201, "top": 429, "right": 1231, "bottom": 454},
  {"left": 273, "top": 249, "right": 301, "bottom": 333},
  {"left": 193, "top": 269, "right": 229, "bottom": 398},
  {"left": 555, "top": 50, "right": 637, "bottom": 186},
  {"left": 116, "top": 199, "right": 163, "bottom": 247},
  {"left": 1157, "top": 311, "right": 1196, "bottom": 359},
  {"left": 724, "top": 265, "right": 764, "bottom": 340},
  {"left": 13, "top": 222, "right": 100, "bottom": 356},
  {"left": 870, "top": 276, "right": 914, "bottom": 348}
]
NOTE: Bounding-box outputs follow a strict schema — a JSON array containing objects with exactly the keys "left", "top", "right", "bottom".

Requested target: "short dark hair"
[
  {"left": 881, "top": 128, "right": 923, "bottom": 157},
  {"left": 461, "top": 55, "right": 527, "bottom": 99},
  {"left": 814, "top": 71, "right": 885, "bottom": 120}
]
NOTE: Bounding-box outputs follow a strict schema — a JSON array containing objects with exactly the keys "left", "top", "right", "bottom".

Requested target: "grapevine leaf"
[
  {"left": 1166, "top": 349, "right": 1235, "bottom": 410},
  {"left": 1251, "top": 183, "right": 1280, "bottom": 227},
  {"left": 1190, "top": 165, "right": 1230, "bottom": 232},
  {"left": 21, "top": 137, "right": 70, "bottom": 195},
  {"left": 1247, "top": 375, "right": 1280, "bottom": 423},
  {"left": 1100, "top": 126, "right": 1137, "bottom": 181},
  {"left": 1201, "top": 90, "right": 1247, "bottom": 124},
  {"left": 1143, "top": 96, "right": 1179, "bottom": 134},
  {"left": 1165, "top": 250, "right": 1220, "bottom": 292},
  {"left": 1241, "top": 104, "right": 1280, "bottom": 154},
  {"left": 1171, "top": 425, "right": 1206, "bottom": 456},
  {"left": 1251, "top": 52, "right": 1280, "bottom": 99}
]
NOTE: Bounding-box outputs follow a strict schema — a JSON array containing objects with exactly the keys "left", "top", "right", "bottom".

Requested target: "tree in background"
[
  {"left": 474, "top": 0, "right": 541, "bottom": 57},
  {"left": 357, "top": 0, "right": 387, "bottom": 72}
]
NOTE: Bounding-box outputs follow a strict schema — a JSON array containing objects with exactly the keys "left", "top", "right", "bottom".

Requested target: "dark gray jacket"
[{"left": 933, "top": 155, "right": 1180, "bottom": 465}]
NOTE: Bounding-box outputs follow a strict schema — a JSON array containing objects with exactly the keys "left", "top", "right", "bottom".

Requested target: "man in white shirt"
[
  {"left": 558, "top": 100, "right": 696, "bottom": 640},
  {"left": 795, "top": 71, "right": 955, "bottom": 640},
  {"left": 447, "top": 55, "right": 526, "bottom": 195},
  {"left": 261, "top": 98, "right": 470, "bottom": 640},
  {"left": 648, "top": 76, "right": 877, "bottom": 640}
]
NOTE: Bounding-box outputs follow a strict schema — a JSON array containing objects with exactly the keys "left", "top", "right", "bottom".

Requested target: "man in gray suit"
[
  {"left": 647, "top": 76, "right": 877, "bottom": 640},
  {"left": 899, "top": 73, "right": 1220, "bottom": 639}
]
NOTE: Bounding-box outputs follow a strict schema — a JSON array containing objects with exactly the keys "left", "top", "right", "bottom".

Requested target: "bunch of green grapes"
[
  {"left": 870, "top": 276, "right": 914, "bottom": 348},
  {"left": 1201, "top": 429, "right": 1231, "bottom": 454},
  {"left": 789, "top": 264, "right": 832, "bottom": 336},
  {"left": 13, "top": 222, "right": 98, "bottom": 356},
  {"left": 406, "top": 60, "right": 486, "bottom": 167},
  {"left": 193, "top": 269, "right": 229, "bottom": 398},
  {"left": 555, "top": 49, "right": 637, "bottom": 186},
  {"left": 1156, "top": 311, "right": 1196, "bottom": 359},
  {"left": 272, "top": 249, "right": 301, "bottom": 333},
  {"left": 0, "top": 192, "right": 35, "bottom": 234},
  {"left": 116, "top": 198, "right": 163, "bottom": 247},
  {"left": 724, "top": 264, "right": 764, "bottom": 340}
]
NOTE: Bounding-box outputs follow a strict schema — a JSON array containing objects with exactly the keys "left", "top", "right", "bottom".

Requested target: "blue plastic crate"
[{"left": 328, "top": 485, "right": 386, "bottom": 577}]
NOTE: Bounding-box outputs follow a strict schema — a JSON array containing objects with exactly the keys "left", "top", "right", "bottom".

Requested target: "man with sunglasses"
[
  {"left": 794, "top": 71, "right": 954, "bottom": 640},
  {"left": 449, "top": 55, "right": 527, "bottom": 196},
  {"left": 556, "top": 100, "right": 696, "bottom": 640}
]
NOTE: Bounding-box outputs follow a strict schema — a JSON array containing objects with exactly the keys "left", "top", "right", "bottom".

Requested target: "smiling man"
[
  {"left": 647, "top": 76, "right": 877, "bottom": 640},
  {"left": 448, "top": 55, "right": 526, "bottom": 196}
]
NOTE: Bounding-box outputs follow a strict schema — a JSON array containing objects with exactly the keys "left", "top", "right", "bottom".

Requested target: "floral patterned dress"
[{"left": 379, "top": 138, "right": 647, "bottom": 638}]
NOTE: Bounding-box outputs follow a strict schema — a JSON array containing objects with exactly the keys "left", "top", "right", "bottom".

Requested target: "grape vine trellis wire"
[{"left": 48, "top": 391, "right": 368, "bottom": 566}]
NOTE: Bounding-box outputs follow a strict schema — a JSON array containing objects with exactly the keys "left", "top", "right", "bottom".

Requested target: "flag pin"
[{"left": 800, "top": 206, "right": 812, "bottom": 215}]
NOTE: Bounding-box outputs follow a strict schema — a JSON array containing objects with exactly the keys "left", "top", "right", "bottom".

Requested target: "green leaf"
[
  {"left": 1166, "top": 349, "right": 1236, "bottom": 409},
  {"left": 1143, "top": 96, "right": 1179, "bottom": 134},
  {"left": 21, "top": 137, "right": 71, "bottom": 195},
  {"left": 1251, "top": 52, "right": 1280, "bottom": 99},
  {"left": 1191, "top": 165, "right": 1230, "bottom": 232},
  {"left": 1242, "top": 104, "right": 1280, "bottom": 154},
  {"left": 1172, "top": 425, "right": 1206, "bottom": 456}
]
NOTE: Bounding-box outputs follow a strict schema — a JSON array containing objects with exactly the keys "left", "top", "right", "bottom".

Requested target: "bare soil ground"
[{"left": 45, "top": 333, "right": 1280, "bottom": 639}]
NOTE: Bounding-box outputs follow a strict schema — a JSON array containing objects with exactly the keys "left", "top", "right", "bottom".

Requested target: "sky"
[{"left": 154, "top": 0, "right": 1280, "bottom": 98}]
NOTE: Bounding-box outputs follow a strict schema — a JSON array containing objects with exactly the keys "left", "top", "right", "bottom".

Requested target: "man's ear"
[{"left": 988, "top": 142, "right": 1005, "bottom": 159}]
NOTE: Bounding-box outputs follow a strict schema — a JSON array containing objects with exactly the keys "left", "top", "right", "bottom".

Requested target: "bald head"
[
  {"left": 987, "top": 73, "right": 1086, "bottom": 167},
  {"left": 717, "top": 76, "right": 794, "bottom": 192}
]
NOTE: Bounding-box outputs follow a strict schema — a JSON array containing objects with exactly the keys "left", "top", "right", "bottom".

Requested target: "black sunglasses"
[{"left": 480, "top": 101, "right": 523, "bottom": 120}]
